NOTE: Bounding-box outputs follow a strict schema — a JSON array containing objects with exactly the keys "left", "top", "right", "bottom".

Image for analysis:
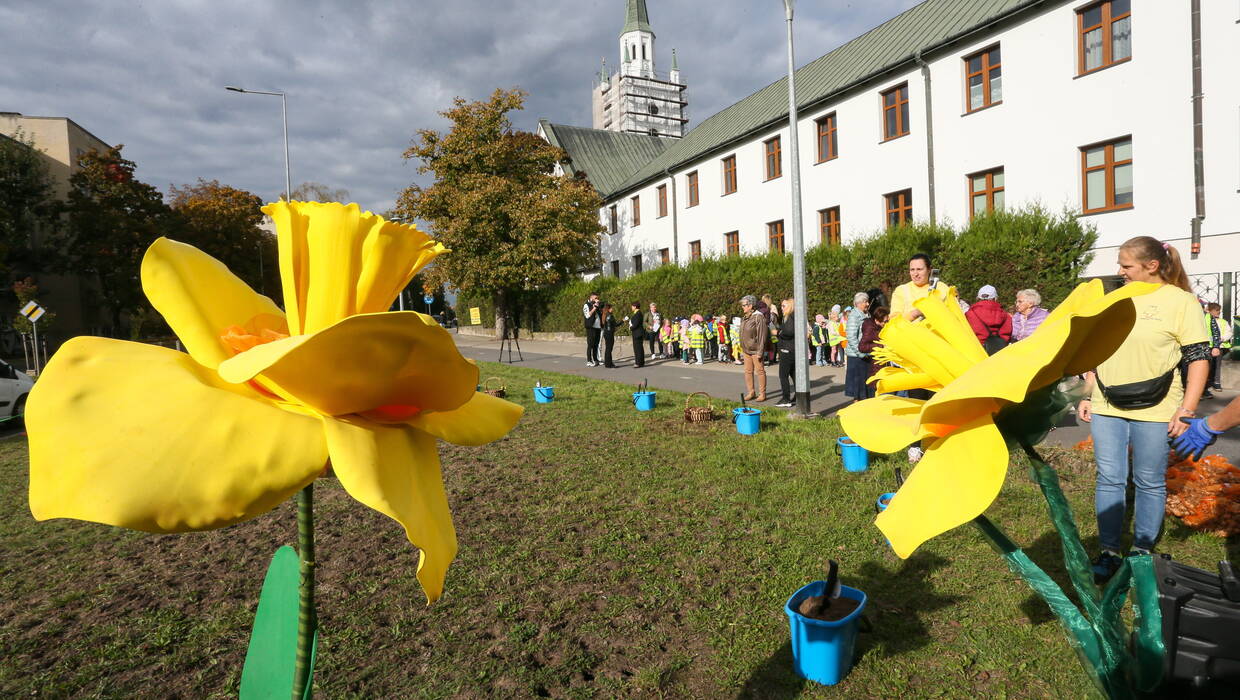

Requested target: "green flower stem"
[{"left": 293, "top": 483, "right": 317, "bottom": 700}]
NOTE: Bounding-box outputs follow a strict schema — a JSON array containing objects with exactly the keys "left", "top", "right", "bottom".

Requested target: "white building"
[
  {"left": 591, "top": 0, "right": 687, "bottom": 138},
  {"left": 540, "top": 0, "right": 1240, "bottom": 311}
]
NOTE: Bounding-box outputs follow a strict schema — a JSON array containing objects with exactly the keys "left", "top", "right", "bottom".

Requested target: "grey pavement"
[{"left": 454, "top": 330, "right": 1240, "bottom": 462}]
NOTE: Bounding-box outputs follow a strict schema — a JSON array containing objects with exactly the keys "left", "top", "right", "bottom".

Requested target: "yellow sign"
[
  {"left": 20, "top": 301, "right": 45, "bottom": 323},
  {"left": 469, "top": 307, "right": 481, "bottom": 325}
]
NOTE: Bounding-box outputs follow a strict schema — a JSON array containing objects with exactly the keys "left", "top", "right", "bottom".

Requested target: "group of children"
[
  {"left": 649, "top": 305, "right": 854, "bottom": 367},
  {"left": 655, "top": 314, "right": 737, "bottom": 365}
]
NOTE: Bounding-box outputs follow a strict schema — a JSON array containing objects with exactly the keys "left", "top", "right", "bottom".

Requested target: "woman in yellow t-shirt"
[{"left": 1076, "top": 237, "right": 1209, "bottom": 581}]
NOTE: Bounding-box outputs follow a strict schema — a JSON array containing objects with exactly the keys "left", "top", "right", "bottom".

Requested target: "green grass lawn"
[{"left": 1, "top": 362, "right": 1233, "bottom": 698}]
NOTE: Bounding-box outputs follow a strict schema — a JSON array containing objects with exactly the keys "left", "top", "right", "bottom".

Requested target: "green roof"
[
  {"left": 621, "top": 0, "right": 654, "bottom": 36},
  {"left": 561, "top": 0, "right": 1047, "bottom": 199},
  {"left": 540, "top": 120, "right": 670, "bottom": 196}
]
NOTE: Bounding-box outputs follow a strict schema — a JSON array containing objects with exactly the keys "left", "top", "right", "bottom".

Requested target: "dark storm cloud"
[{"left": 1, "top": 0, "right": 919, "bottom": 213}]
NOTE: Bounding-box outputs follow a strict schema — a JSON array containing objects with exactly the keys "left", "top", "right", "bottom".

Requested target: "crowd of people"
[
  {"left": 581, "top": 237, "right": 1235, "bottom": 581},
  {"left": 582, "top": 253, "right": 1066, "bottom": 408}
]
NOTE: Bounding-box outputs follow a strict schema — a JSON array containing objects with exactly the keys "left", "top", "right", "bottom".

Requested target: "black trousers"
[
  {"left": 778, "top": 348, "right": 795, "bottom": 402},
  {"left": 603, "top": 332, "right": 616, "bottom": 367},
  {"left": 648, "top": 333, "right": 660, "bottom": 355},
  {"left": 632, "top": 335, "right": 645, "bottom": 367},
  {"left": 1208, "top": 354, "right": 1221, "bottom": 388},
  {"left": 585, "top": 327, "right": 601, "bottom": 364}
]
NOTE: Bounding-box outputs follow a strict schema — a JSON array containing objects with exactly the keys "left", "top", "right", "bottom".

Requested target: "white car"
[{"left": 0, "top": 359, "right": 34, "bottom": 427}]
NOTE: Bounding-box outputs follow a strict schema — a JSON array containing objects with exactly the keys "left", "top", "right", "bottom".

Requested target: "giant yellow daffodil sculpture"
[
  {"left": 26, "top": 201, "right": 523, "bottom": 694},
  {"left": 840, "top": 280, "right": 1172, "bottom": 697},
  {"left": 840, "top": 279, "right": 1155, "bottom": 558}
]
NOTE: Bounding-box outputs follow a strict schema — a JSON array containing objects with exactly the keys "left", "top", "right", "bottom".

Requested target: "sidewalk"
[
  {"left": 452, "top": 331, "right": 856, "bottom": 414},
  {"left": 454, "top": 330, "right": 1240, "bottom": 462}
]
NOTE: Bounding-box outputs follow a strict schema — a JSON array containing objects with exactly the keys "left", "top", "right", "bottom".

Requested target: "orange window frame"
[
  {"left": 764, "top": 136, "right": 782, "bottom": 180},
  {"left": 1080, "top": 138, "right": 1133, "bottom": 214},
  {"left": 884, "top": 190, "right": 912, "bottom": 227},
  {"left": 816, "top": 113, "right": 837, "bottom": 162},
  {"left": 725, "top": 231, "right": 740, "bottom": 256},
  {"left": 1077, "top": 0, "right": 1132, "bottom": 75},
  {"left": 881, "top": 83, "right": 909, "bottom": 140},
  {"left": 964, "top": 45, "right": 1001, "bottom": 112},
  {"left": 689, "top": 240, "right": 702, "bottom": 261},
  {"left": 767, "top": 220, "right": 785, "bottom": 254},
  {"left": 818, "top": 207, "right": 840, "bottom": 246},
  {"left": 686, "top": 171, "right": 699, "bottom": 207},
  {"left": 721, "top": 155, "right": 737, "bottom": 195},
  {"left": 657, "top": 184, "right": 668, "bottom": 217},
  {"left": 967, "top": 168, "right": 1004, "bottom": 220}
]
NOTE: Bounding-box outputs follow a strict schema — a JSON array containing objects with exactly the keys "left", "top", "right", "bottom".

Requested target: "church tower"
[{"left": 591, "top": 0, "right": 688, "bottom": 138}]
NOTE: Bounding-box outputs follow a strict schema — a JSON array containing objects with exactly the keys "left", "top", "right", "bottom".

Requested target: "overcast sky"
[{"left": 2, "top": 0, "right": 920, "bottom": 214}]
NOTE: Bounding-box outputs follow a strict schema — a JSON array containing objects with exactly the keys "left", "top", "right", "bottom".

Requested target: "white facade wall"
[{"left": 596, "top": 0, "right": 1240, "bottom": 283}]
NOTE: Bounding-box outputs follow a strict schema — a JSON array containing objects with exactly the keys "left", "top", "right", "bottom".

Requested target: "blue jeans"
[
  {"left": 814, "top": 345, "right": 826, "bottom": 365},
  {"left": 1090, "top": 413, "right": 1170, "bottom": 552}
]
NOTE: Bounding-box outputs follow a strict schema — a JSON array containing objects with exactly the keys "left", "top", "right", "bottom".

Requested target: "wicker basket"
[
  {"left": 481, "top": 377, "right": 507, "bottom": 398},
  {"left": 684, "top": 391, "right": 714, "bottom": 422}
]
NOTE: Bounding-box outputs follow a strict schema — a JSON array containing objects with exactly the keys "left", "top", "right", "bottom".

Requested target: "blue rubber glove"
[{"left": 1173, "top": 416, "right": 1223, "bottom": 460}]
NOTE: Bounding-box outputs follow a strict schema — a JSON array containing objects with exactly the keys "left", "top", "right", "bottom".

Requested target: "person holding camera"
[
  {"left": 582, "top": 292, "right": 602, "bottom": 367},
  {"left": 890, "top": 253, "right": 947, "bottom": 322}
]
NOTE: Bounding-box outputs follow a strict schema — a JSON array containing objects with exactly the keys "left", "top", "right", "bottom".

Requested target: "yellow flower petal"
[
  {"left": 27, "top": 337, "right": 328, "bottom": 532},
  {"left": 871, "top": 366, "right": 940, "bottom": 394},
  {"left": 838, "top": 394, "right": 934, "bottom": 454},
  {"left": 400, "top": 392, "right": 524, "bottom": 446},
  {"left": 261, "top": 201, "right": 447, "bottom": 335},
  {"left": 320, "top": 417, "right": 455, "bottom": 603},
  {"left": 1038, "top": 278, "right": 1104, "bottom": 330},
  {"left": 218, "top": 311, "right": 478, "bottom": 417},
  {"left": 876, "top": 415, "right": 1008, "bottom": 558},
  {"left": 914, "top": 292, "right": 987, "bottom": 365},
  {"left": 141, "top": 237, "right": 286, "bottom": 370},
  {"left": 879, "top": 317, "right": 974, "bottom": 386},
  {"left": 920, "top": 281, "right": 1159, "bottom": 430}
]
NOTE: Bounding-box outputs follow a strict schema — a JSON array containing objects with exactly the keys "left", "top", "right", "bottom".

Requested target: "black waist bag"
[{"left": 1096, "top": 367, "right": 1176, "bottom": 410}]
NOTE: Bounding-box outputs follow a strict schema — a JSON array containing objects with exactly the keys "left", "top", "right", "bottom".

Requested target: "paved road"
[{"left": 454, "top": 331, "right": 1240, "bottom": 462}]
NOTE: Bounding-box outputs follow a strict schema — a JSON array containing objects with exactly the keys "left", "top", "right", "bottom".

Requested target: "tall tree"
[
  {"left": 54, "top": 145, "right": 172, "bottom": 335},
  {"left": 0, "top": 129, "right": 56, "bottom": 275},
  {"left": 396, "top": 88, "right": 603, "bottom": 338},
  {"left": 169, "top": 178, "right": 278, "bottom": 299}
]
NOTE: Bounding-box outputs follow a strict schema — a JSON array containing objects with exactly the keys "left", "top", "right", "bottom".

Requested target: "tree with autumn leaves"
[
  {"left": 168, "top": 178, "right": 279, "bottom": 298},
  {"left": 51, "top": 147, "right": 276, "bottom": 336},
  {"left": 396, "top": 88, "right": 603, "bottom": 339}
]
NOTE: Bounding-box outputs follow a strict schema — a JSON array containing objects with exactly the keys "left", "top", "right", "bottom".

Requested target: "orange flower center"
[{"left": 219, "top": 315, "right": 292, "bottom": 400}]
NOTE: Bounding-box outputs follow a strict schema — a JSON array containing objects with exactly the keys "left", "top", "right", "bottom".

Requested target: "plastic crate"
[{"left": 1154, "top": 553, "right": 1240, "bottom": 688}]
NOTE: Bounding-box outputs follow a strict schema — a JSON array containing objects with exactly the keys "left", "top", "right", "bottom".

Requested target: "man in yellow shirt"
[{"left": 890, "top": 253, "right": 948, "bottom": 322}]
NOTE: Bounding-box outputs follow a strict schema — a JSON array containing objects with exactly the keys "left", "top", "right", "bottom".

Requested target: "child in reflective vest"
[
  {"left": 811, "top": 314, "right": 829, "bottom": 366},
  {"left": 660, "top": 317, "right": 676, "bottom": 359},
  {"left": 688, "top": 316, "right": 706, "bottom": 364},
  {"left": 679, "top": 319, "right": 691, "bottom": 363},
  {"left": 729, "top": 317, "right": 743, "bottom": 364}
]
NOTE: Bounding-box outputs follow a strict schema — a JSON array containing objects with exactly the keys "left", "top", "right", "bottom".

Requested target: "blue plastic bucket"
[
  {"left": 732, "top": 407, "right": 761, "bottom": 435},
  {"left": 785, "top": 581, "right": 868, "bottom": 686},
  {"left": 876, "top": 493, "right": 894, "bottom": 513},
  {"left": 632, "top": 391, "right": 656, "bottom": 411},
  {"left": 533, "top": 386, "right": 555, "bottom": 403},
  {"left": 836, "top": 437, "right": 869, "bottom": 473}
]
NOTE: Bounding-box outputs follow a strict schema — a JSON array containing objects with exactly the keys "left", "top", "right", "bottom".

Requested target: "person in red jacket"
[{"left": 965, "top": 284, "right": 1012, "bottom": 354}]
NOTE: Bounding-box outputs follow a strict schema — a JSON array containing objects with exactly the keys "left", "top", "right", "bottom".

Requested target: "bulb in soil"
[{"left": 797, "top": 595, "right": 861, "bottom": 622}]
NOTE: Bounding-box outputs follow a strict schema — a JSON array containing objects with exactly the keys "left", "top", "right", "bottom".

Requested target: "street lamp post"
[
  {"left": 782, "top": 0, "right": 811, "bottom": 415},
  {"left": 224, "top": 86, "right": 292, "bottom": 200},
  {"left": 226, "top": 85, "right": 313, "bottom": 700}
]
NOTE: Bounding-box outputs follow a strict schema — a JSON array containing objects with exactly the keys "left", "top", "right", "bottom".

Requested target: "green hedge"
[{"left": 463, "top": 204, "right": 1095, "bottom": 335}]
